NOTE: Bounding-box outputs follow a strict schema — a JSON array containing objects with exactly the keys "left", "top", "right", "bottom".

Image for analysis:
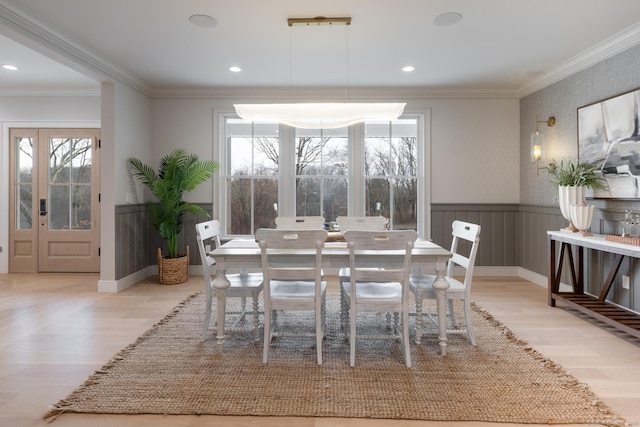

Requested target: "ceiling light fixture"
[
  {"left": 229, "top": 66, "right": 242, "bottom": 73},
  {"left": 2, "top": 64, "right": 18, "bottom": 71},
  {"left": 234, "top": 16, "right": 405, "bottom": 129},
  {"left": 189, "top": 14, "right": 217, "bottom": 28},
  {"left": 433, "top": 12, "right": 463, "bottom": 27},
  {"left": 402, "top": 66, "right": 415, "bottom": 72}
]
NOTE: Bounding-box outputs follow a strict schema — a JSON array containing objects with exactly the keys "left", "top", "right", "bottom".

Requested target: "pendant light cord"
[
  {"left": 345, "top": 24, "right": 350, "bottom": 103},
  {"left": 289, "top": 26, "right": 293, "bottom": 102}
]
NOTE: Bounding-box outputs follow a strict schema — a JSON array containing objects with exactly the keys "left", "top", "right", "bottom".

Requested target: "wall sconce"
[{"left": 531, "top": 115, "right": 555, "bottom": 175}]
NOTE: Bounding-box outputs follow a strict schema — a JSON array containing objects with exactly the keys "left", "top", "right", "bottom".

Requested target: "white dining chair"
[
  {"left": 275, "top": 216, "right": 325, "bottom": 229},
  {"left": 255, "top": 228, "right": 328, "bottom": 365},
  {"left": 410, "top": 220, "right": 481, "bottom": 346},
  {"left": 336, "top": 216, "right": 389, "bottom": 329},
  {"left": 342, "top": 229, "right": 417, "bottom": 367},
  {"left": 335, "top": 215, "right": 388, "bottom": 232},
  {"left": 195, "top": 220, "right": 263, "bottom": 341}
]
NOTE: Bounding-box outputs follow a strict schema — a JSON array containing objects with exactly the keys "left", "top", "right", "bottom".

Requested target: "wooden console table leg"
[
  {"left": 598, "top": 253, "right": 624, "bottom": 302},
  {"left": 548, "top": 237, "right": 557, "bottom": 306}
]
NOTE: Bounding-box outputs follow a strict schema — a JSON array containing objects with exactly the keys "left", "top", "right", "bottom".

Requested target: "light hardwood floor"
[{"left": 0, "top": 273, "right": 638, "bottom": 427}]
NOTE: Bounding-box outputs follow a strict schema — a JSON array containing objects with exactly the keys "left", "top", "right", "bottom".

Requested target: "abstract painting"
[{"left": 578, "top": 88, "right": 640, "bottom": 198}]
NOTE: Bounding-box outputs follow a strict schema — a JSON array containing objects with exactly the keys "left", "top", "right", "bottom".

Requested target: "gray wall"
[
  {"left": 520, "top": 43, "right": 640, "bottom": 312},
  {"left": 115, "top": 203, "right": 212, "bottom": 278}
]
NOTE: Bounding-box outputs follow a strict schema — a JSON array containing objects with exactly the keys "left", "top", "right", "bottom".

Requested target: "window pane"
[
  {"left": 366, "top": 178, "right": 390, "bottom": 217},
  {"left": 322, "top": 177, "right": 348, "bottom": 221},
  {"left": 393, "top": 178, "right": 417, "bottom": 230},
  {"left": 15, "top": 137, "right": 33, "bottom": 230},
  {"left": 253, "top": 137, "right": 279, "bottom": 176},
  {"left": 18, "top": 184, "right": 32, "bottom": 229},
  {"left": 228, "top": 120, "right": 279, "bottom": 177},
  {"left": 296, "top": 136, "right": 323, "bottom": 176},
  {"left": 49, "top": 184, "right": 70, "bottom": 230},
  {"left": 228, "top": 137, "right": 253, "bottom": 175},
  {"left": 71, "top": 184, "right": 91, "bottom": 230},
  {"left": 49, "top": 138, "right": 71, "bottom": 184},
  {"left": 254, "top": 178, "right": 278, "bottom": 230},
  {"left": 296, "top": 178, "right": 321, "bottom": 216},
  {"left": 71, "top": 138, "right": 92, "bottom": 184},
  {"left": 228, "top": 177, "right": 252, "bottom": 235}
]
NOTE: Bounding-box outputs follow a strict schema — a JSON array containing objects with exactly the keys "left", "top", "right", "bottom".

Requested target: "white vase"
[
  {"left": 558, "top": 185, "right": 585, "bottom": 232},
  {"left": 570, "top": 202, "right": 594, "bottom": 236}
]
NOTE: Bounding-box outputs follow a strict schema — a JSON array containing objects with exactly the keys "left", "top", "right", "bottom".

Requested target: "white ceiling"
[{"left": 1, "top": 0, "right": 640, "bottom": 97}]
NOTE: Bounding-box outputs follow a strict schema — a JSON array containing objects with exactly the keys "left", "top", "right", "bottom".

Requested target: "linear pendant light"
[
  {"left": 234, "top": 102, "right": 406, "bottom": 129},
  {"left": 234, "top": 16, "right": 406, "bottom": 129}
]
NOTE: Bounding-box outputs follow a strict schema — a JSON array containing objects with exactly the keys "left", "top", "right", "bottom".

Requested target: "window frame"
[{"left": 215, "top": 109, "right": 431, "bottom": 240}]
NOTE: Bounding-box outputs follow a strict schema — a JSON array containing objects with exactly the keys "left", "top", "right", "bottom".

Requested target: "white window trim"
[{"left": 214, "top": 108, "right": 431, "bottom": 240}]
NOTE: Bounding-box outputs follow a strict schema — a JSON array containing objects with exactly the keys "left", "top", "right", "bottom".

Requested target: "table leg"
[
  {"left": 432, "top": 258, "right": 450, "bottom": 356},
  {"left": 213, "top": 268, "right": 230, "bottom": 343}
]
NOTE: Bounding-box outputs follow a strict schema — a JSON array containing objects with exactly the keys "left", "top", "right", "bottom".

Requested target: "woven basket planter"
[{"left": 157, "top": 246, "right": 189, "bottom": 285}]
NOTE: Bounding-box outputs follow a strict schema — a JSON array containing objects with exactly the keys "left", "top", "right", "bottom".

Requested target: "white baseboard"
[
  {"left": 98, "top": 266, "right": 156, "bottom": 293},
  {"left": 517, "top": 267, "right": 548, "bottom": 288}
]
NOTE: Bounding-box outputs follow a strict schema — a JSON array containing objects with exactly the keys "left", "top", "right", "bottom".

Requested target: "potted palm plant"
[
  {"left": 545, "top": 159, "right": 607, "bottom": 233},
  {"left": 128, "top": 148, "right": 219, "bottom": 284}
]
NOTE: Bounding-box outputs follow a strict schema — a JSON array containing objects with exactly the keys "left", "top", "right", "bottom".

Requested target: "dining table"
[{"left": 210, "top": 237, "right": 454, "bottom": 355}]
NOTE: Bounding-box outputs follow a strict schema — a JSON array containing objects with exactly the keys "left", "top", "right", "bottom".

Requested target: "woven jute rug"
[{"left": 45, "top": 292, "right": 626, "bottom": 425}]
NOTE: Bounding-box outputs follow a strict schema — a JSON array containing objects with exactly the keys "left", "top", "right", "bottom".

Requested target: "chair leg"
[
  {"left": 316, "top": 299, "right": 323, "bottom": 365},
  {"left": 402, "top": 309, "right": 411, "bottom": 368},
  {"left": 339, "top": 282, "right": 346, "bottom": 331},
  {"left": 343, "top": 301, "right": 350, "bottom": 336},
  {"left": 349, "top": 299, "right": 356, "bottom": 367},
  {"left": 202, "top": 296, "right": 213, "bottom": 342},
  {"left": 448, "top": 299, "right": 458, "bottom": 328},
  {"left": 463, "top": 298, "right": 477, "bottom": 346},
  {"left": 252, "top": 295, "right": 260, "bottom": 342},
  {"left": 393, "top": 312, "right": 399, "bottom": 334},
  {"left": 262, "top": 305, "right": 272, "bottom": 364},
  {"left": 415, "top": 296, "right": 424, "bottom": 345}
]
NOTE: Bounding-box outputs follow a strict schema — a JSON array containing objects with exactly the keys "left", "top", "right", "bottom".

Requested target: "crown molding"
[
  {"left": 0, "top": 87, "right": 100, "bottom": 97},
  {"left": 0, "top": 2, "right": 150, "bottom": 96},
  {"left": 150, "top": 86, "right": 520, "bottom": 100},
  {"left": 518, "top": 21, "right": 640, "bottom": 98}
]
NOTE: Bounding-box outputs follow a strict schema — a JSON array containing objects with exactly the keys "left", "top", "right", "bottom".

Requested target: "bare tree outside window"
[
  {"left": 365, "top": 119, "right": 418, "bottom": 230},
  {"left": 223, "top": 115, "right": 422, "bottom": 237}
]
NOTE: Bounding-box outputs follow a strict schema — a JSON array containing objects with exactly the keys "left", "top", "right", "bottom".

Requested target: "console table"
[{"left": 548, "top": 231, "right": 640, "bottom": 338}]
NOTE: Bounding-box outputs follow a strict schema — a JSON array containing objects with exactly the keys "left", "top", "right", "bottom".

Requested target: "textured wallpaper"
[{"left": 520, "top": 43, "right": 640, "bottom": 207}]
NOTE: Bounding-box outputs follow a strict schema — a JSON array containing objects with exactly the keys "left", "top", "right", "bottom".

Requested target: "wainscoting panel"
[
  {"left": 115, "top": 204, "right": 155, "bottom": 280},
  {"left": 115, "top": 202, "right": 637, "bottom": 313},
  {"left": 518, "top": 203, "right": 639, "bottom": 313},
  {"left": 114, "top": 203, "right": 211, "bottom": 281},
  {"left": 430, "top": 204, "right": 519, "bottom": 267}
]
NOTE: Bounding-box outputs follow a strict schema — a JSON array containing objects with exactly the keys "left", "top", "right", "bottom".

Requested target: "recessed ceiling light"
[
  {"left": 433, "top": 12, "right": 462, "bottom": 26},
  {"left": 229, "top": 66, "right": 242, "bottom": 73},
  {"left": 189, "top": 14, "right": 217, "bottom": 28},
  {"left": 2, "top": 64, "right": 18, "bottom": 71},
  {"left": 402, "top": 66, "right": 415, "bottom": 72}
]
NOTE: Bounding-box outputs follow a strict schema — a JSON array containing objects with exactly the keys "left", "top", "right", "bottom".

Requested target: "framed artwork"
[{"left": 578, "top": 87, "right": 640, "bottom": 198}]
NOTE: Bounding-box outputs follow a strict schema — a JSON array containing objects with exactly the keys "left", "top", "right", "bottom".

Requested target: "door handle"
[{"left": 40, "top": 199, "right": 47, "bottom": 216}]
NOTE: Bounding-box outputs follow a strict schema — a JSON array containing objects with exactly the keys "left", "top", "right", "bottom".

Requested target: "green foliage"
[
  {"left": 545, "top": 158, "right": 607, "bottom": 190},
  {"left": 128, "top": 148, "right": 219, "bottom": 258}
]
